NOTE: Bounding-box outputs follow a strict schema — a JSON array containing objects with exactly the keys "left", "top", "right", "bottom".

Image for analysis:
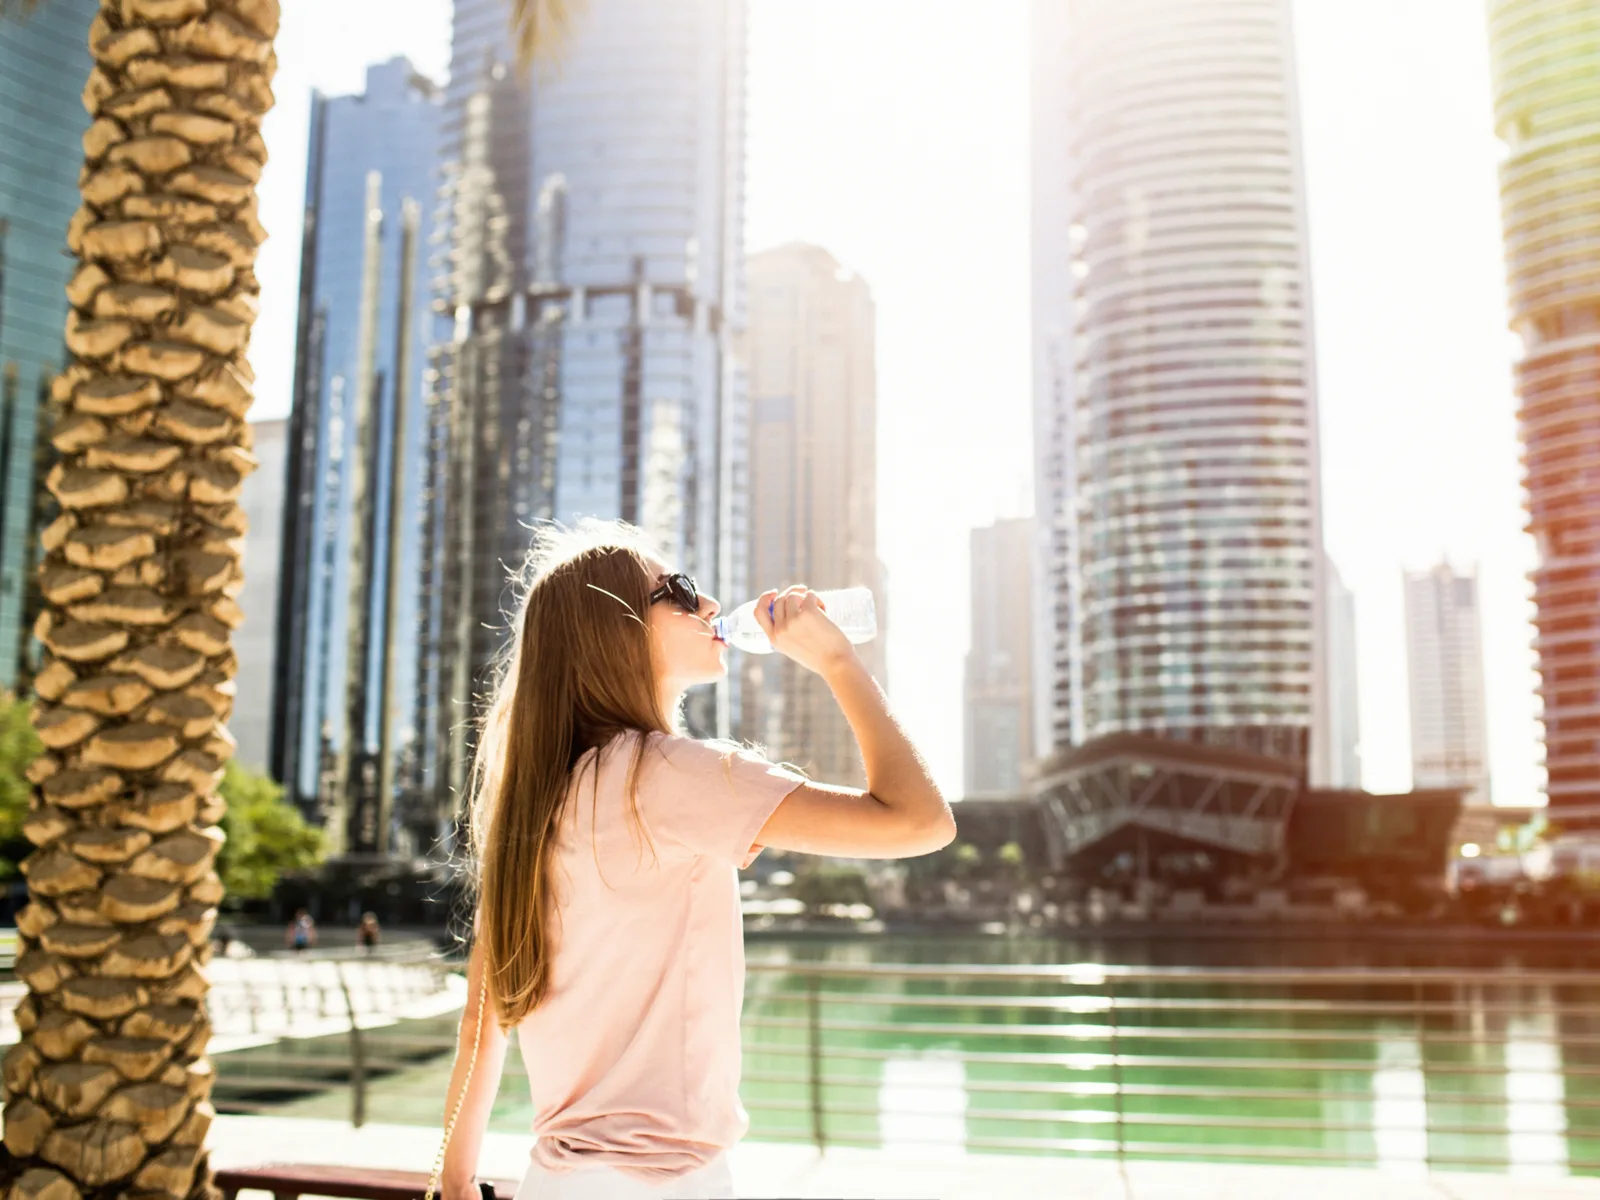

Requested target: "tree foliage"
[
  {"left": 0, "top": 694, "right": 40, "bottom": 877},
  {"left": 0, "top": 696, "right": 325, "bottom": 895},
  {"left": 510, "top": 0, "right": 584, "bottom": 71},
  {"left": 792, "top": 862, "right": 872, "bottom": 910},
  {"left": 216, "top": 761, "right": 326, "bottom": 902}
]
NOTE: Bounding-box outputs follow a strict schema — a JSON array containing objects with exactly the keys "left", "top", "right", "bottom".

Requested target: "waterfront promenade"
[{"left": 210, "top": 1114, "right": 1600, "bottom": 1199}]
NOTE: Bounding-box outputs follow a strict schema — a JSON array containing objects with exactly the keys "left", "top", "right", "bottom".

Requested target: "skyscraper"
[
  {"left": 965, "top": 518, "right": 1035, "bottom": 797},
  {"left": 739, "top": 243, "right": 881, "bottom": 785},
  {"left": 1031, "top": 0, "right": 1328, "bottom": 775},
  {"left": 272, "top": 59, "right": 443, "bottom": 856},
  {"left": 423, "top": 0, "right": 747, "bottom": 822},
  {"left": 0, "top": 1, "right": 97, "bottom": 692},
  {"left": 236, "top": 418, "right": 288, "bottom": 773},
  {"left": 1404, "top": 562, "right": 1491, "bottom": 806},
  {"left": 1488, "top": 2, "right": 1600, "bottom": 815},
  {"left": 1325, "top": 557, "right": 1361, "bottom": 789}
]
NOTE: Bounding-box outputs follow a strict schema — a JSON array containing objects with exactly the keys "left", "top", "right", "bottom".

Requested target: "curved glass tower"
[
  {"left": 1034, "top": 0, "right": 1326, "bottom": 769},
  {"left": 1489, "top": 1, "right": 1600, "bottom": 813}
]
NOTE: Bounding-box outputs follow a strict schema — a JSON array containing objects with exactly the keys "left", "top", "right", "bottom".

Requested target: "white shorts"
[{"left": 511, "top": 1152, "right": 736, "bottom": 1200}]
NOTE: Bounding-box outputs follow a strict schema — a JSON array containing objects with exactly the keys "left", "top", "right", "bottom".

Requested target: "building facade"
[
  {"left": 1031, "top": 0, "right": 1328, "bottom": 776},
  {"left": 423, "top": 0, "right": 747, "bottom": 826},
  {"left": 236, "top": 419, "right": 288, "bottom": 773},
  {"left": 0, "top": 1, "right": 97, "bottom": 693},
  {"left": 1030, "top": 0, "right": 1079, "bottom": 761},
  {"left": 965, "top": 518, "right": 1035, "bottom": 797},
  {"left": 1326, "top": 557, "right": 1361, "bottom": 788},
  {"left": 1488, "top": 2, "right": 1600, "bottom": 815},
  {"left": 1404, "top": 562, "right": 1491, "bottom": 806},
  {"left": 272, "top": 59, "right": 443, "bottom": 856},
  {"left": 738, "top": 243, "right": 881, "bottom": 784}
]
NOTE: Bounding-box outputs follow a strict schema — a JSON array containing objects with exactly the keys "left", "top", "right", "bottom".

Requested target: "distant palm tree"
[{"left": 0, "top": 1, "right": 573, "bottom": 1194}]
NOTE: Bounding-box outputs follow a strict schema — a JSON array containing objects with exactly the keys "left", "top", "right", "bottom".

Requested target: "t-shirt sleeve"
[{"left": 644, "top": 735, "right": 807, "bottom": 869}]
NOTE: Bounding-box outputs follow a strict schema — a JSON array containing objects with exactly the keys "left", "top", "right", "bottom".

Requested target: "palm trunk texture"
[{"left": 2, "top": 1, "right": 279, "bottom": 1196}]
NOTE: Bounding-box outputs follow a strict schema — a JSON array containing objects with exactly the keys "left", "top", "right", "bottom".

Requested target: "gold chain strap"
[{"left": 425, "top": 957, "right": 489, "bottom": 1200}]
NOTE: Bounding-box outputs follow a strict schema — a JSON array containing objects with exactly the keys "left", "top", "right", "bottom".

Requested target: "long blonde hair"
[{"left": 469, "top": 520, "right": 671, "bottom": 1027}]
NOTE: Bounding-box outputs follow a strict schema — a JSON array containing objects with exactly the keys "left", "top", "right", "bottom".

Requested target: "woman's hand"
[{"left": 754, "top": 585, "right": 856, "bottom": 677}]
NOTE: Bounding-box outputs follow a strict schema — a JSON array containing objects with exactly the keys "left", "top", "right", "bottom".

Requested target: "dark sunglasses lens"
[{"left": 672, "top": 576, "right": 698, "bottom": 611}]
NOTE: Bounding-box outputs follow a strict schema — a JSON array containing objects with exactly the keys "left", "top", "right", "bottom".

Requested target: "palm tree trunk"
[{"left": 2, "top": 1, "right": 278, "bottom": 1195}]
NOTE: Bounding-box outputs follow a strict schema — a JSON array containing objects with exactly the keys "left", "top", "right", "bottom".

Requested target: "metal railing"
[
  {"left": 200, "top": 958, "right": 1600, "bottom": 1175},
  {"left": 204, "top": 953, "right": 461, "bottom": 1128},
  {"left": 739, "top": 962, "right": 1600, "bottom": 1173}
]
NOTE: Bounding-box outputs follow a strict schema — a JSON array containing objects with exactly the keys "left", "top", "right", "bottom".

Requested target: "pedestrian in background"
[{"left": 285, "top": 908, "right": 317, "bottom": 953}]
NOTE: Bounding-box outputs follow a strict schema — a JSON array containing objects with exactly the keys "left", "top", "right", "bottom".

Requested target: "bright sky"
[{"left": 250, "top": 0, "right": 1542, "bottom": 805}]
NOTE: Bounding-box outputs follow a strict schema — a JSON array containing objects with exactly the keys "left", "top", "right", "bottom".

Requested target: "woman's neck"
[{"left": 657, "top": 685, "right": 686, "bottom": 730}]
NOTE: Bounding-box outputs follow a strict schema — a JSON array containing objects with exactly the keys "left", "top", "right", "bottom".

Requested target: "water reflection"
[
  {"left": 1372, "top": 1035, "right": 1428, "bottom": 1175},
  {"left": 1507, "top": 1001, "right": 1568, "bottom": 1178},
  {"left": 733, "top": 936, "right": 1600, "bottom": 1173},
  {"left": 878, "top": 1054, "right": 968, "bottom": 1154}
]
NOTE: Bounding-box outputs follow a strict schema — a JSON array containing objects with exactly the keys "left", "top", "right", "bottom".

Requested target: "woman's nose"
[{"left": 701, "top": 594, "right": 721, "bottom": 620}]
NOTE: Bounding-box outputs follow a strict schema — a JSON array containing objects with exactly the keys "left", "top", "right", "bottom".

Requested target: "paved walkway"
[{"left": 209, "top": 1115, "right": 1600, "bottom": 1199}]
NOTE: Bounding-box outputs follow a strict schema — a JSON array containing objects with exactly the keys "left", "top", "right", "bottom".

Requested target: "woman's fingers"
[
  {"left": 755, "top": 589, "right": 781, "bottom": 636},
  {"left": 759, "top": 585, "right": 824, "bottom": 644}
]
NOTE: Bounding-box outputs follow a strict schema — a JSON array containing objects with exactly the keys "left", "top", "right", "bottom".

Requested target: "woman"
[{"left": 438, "top": 521, "right": 954, "bottom": 1200}]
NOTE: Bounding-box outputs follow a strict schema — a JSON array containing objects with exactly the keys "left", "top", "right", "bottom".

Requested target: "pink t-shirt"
[{"left": 515, "top": 730, "right": 806, "bottom": 1181}]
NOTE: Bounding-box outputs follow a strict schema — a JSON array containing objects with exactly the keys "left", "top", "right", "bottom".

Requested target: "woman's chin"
[{"left": 679, "top": 660, "right": 728, "bottom": 690}]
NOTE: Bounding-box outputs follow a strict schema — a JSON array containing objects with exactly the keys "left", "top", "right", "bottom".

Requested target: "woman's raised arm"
[{"left": 754, "top": 588, "right": 955, "bottom": 859}]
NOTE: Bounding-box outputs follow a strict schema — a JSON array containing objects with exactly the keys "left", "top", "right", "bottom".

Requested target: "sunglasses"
[{"left": 649, "top": 572, "right": 700, "bottom": 613}]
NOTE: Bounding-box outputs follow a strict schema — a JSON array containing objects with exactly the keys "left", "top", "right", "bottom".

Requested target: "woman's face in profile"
[{"left": 644, "top": 559, "right": 726, "bottom": 691}]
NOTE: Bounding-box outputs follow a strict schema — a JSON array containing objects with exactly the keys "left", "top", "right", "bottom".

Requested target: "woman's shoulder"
[
  {"left": 620, "top": 731, "right": 776, "bottom": 778},
  {"left": 591, "top": 730, "right": 788, "bottom": 780},
  {"left": 587, "top": 730, "right": 731, "bottom": 767},
  {"left": 644, "top": 731, "right": 733, "bottom": 765}
]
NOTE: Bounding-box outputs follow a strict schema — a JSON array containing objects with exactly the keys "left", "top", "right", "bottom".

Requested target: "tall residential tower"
[
  {"left": 1488, "top": 2, "right": 1600, "bottom": 815},
  {"left": 1403, "top": 562, "right": 1491, "bottom": 805},
  {"left": 1032, "top": 0, "right": 1327, "bottom": 775},
  {"left": 966, "top": 518, "right": 1035, "bottom": 797},
  {"left": 739, "top": 243, "right": 882, "bottom": 784},
  {"left": 1326, "top": 557, "right": 1362, "bottom": 789}
]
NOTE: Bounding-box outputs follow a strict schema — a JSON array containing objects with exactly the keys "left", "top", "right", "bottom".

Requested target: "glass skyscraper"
[
  {"left": 422, "top": 0, "right": 747, "bottom": 822},
  {"left": 0, "top": 1, "right": 96, "bottom": 692},
  {"left": 1032, "top": 0, "right": 1329, "bottom": 776},
  {"left": 272, "top": 59, "right": 444, "bottom": 856},
  {"left": 1489, "top": 1, "right": 1600, "bottom": 816}
]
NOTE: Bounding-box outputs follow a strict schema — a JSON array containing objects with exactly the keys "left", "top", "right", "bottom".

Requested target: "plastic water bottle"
[{"left": 713, "top": 587, "right": 878, "bottom": 655}]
